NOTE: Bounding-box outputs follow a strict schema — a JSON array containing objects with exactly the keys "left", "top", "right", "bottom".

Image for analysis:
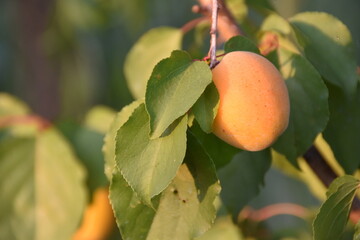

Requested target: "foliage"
[{"left": 1, "top": 0, "right": 360, "bottom": 240}]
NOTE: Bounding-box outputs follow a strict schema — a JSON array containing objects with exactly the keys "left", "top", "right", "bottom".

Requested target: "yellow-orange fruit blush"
[{"left": 212, "top": 51, "right": 290, "bottom": 151}]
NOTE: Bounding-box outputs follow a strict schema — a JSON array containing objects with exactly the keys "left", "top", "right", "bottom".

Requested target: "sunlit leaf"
[
  {"left": 313, "top": 175, "right": 360, "bottom": 240},
  {"left": 218, "top": 149, "right": 271, "bottom": 217},
  {"left": 115, "top": 103, "right": 187, "bottom": 205},
  {"left": 124, "top": 27, "right": 183, "bottom": 99},
  {"left": 290, "top": 12, "right": 358, "bottom": 98},
  {"left": 273, "top": 48, "right": 329, "bottom": 166},
  {"left": 0, "top": 129, "right": 87, "bottom": 240},
  {"left": 146, "top": 50, "right": 212, "bottom": 138},
  {"left": 192, "top": 83, "right": 219, "bottom": 133}
]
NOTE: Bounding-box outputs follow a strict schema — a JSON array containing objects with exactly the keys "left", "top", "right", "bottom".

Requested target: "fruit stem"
[{"left": 208, "top": 0, "right": 219, "bottom": 69}]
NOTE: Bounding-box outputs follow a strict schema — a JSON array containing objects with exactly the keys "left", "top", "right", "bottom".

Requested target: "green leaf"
[
  {"left": 110, "top": 133, "right": 221, "bottom": 240},
  {"left": 115, "top": 103, "right": 188, "bottom": 205},
  {"left": 190, "top": 122, "right": 240, "bottom": 169},
  {"left": 313, "top": 175, "right": 360, "bottom": 240},
  {"left": 218, "top": 149, "right": 271, "bottom": 217},
  {"left": 290, "top": 12, "right": 358, "bottom": 98},
  {"left": 109, "top": 169, "right": 156, "bottom": 240},
  {"left": 0, "top": 129, "right": 87, "bottom": 240},
  {"left": 124, "top": 27, "right": 183, "bottom": 99},
  {"left": 273, "top": 47, "right": 329, "bottom": 166},
  {"left": 195, "top": 216, "right": 243, "bottom": 240},
  {"left": 192, "top": 83, "right": 219, "bottom": 133},
  {"left": 103, "top": 100, "right": 142, "bottom": 180},
  {"left": 146, "top": 50, "right": 212, "bottom": 138},
  {"left": 224, "top": 36, "right": 260, "bottom": 54},
  {"left": 323, "top": 84, "right": 360, "bottom": 174},
  {"left": 0, "top": 92, "right": 30, "bottom": 116}
]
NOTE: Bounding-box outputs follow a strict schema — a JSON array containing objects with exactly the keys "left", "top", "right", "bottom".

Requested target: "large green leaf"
[
  {"left": 192, "top": 83, "right": 219, "bottom": 133},
  {"left": 224, "top": 36, "right": 260, "bottom": 54},
  {"left": 115, "top": 103, "right": 187, "bottom": 205},
  {"left": 190, "top": 123, "right": 240, "bottom": 169},
  {"left": 124, "top": 27, "right": 183, "bottom": 99},
  {"left": 290, "top": 12, "right": 358, "bottom": 98},
  {"left": 110, "top": 134, "right": 221, "bottom": 240},
  {"left": 0, "top": 129, "right": 87, "bottom": 240},
  {"left": 218, "top": 149, "right": 271, "bottom": 217},
  {"left": 313, "top": 175, "right": 360, "bottom": 240},
  {"left": 146, "top": 50, "right": 212, "bottom": 138},
  {"left": 109, "top": 169, "right": 157, "bottom": 240},
  {"left": 323, "top": 83, "right": 360, "bottom": 174},
  {"left": 273, "top": 48, "right": 329, "bottom": 166},
  {"left": 103, "top": 100, "right": 142, "bottom": 180}
]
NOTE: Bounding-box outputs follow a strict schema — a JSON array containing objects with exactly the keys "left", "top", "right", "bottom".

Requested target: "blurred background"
[
  {"left": 1, "top": 0, "right": 359, "bottom": 239},
  {"left": 0, "top": 0, "right": 359, "bottom": 122}
]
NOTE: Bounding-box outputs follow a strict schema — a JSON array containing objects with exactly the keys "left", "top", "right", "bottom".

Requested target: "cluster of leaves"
[{"left": 107, "top": 4, "right": 360, "bottom": 240}]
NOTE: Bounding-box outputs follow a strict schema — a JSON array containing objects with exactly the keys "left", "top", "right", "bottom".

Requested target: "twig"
[
  {"left": 196, "top": 0, "right": 241, "bottom": 43},
  {"left": 209, "top": 0, "right": 219, "bottom": 69}
]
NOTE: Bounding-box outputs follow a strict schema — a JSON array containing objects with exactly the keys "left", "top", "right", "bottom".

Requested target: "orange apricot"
[
  {"left": 212, "top": 51, "right": 290, "bottom": 151},
  {"left": 72, "top": 188, "right": 115, "bottom": 240}
]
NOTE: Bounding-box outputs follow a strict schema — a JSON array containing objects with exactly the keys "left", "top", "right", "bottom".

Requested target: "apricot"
[
  {"left": 211, "top": 51, "right": 290, "bottom": 151},
  {"left": 72, "top": 188, "right": 115, "bottom": 240}
]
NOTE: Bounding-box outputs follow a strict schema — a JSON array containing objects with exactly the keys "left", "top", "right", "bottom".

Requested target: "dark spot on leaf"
[
  {"left": 173, "top": 189, "right": 178, "bottom": 195},
  {"left": 182, "top": 199, "right": 186, "bottom": 203}
]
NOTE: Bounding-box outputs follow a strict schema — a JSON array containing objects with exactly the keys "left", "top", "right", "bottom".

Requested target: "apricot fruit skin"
[{"left": 212, "top": 51, "right": 290, "bottom": 151}]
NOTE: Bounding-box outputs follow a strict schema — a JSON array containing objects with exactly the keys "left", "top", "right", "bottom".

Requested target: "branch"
[
  {"left": 196, "top": 0, "right": 241, "bottom": 43},
  {"left": 209, "top": 0, "right": 219, "bottom": 68}
]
